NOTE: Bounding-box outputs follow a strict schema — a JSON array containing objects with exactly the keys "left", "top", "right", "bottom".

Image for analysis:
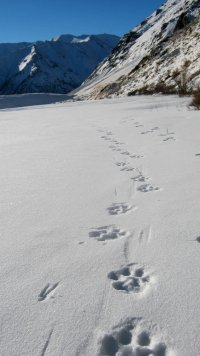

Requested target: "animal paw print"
[
  {"left": 111, "top": 140, "right": 124, "bottom": 145},
  {"left": 101, "top": 135, "right": 111, "bottom": 141},
  {"left": 98, "top": 318, "right": 169, "bottom": 356},
  {"left": 141, "top": 130, "right": 153, "bottom": 135},
  {"left": 130, "top": 154, "right": 144, "bottom": 159},
  {"left": 107, "top": 264, "right": 150, "bottom": 293},
  {"left": 131, "top": 174, "right": 147, "bottom": 183},
  {"left": 89, "top": 225, "right": 129, "bottom": 242},
  {"left": 110, "top": 145, "right": 122, "bottom": 152},
  {"left": 137, "top": 184, "right": 160, "bottom": 193},
  {"left": 141, "top": 127, "right": 160, "bottom": 135},
  {"left": 163, "top": 137, "right": 176, "bottom": 142},
  {"left": 107, "top": 203, "right": 135, "bottom": 216},
  {"left": 120, "top": 165, "right": 135, "bottom": 172},
  {"left": 115, "top": 162, "right": 127, "bottom": 167},
  {"left": 121, "top": 151, "right": 130, "bottom": 156},
  {"left": 135, "top": 122, "right": 144, "bottom": 128}
]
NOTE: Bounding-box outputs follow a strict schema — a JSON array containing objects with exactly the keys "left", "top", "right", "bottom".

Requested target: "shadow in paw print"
[{"left": 100, "top": 334, "right": 119, "bottom": 355}]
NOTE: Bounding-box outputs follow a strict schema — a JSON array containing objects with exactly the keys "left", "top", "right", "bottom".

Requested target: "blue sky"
[{"left": 1, "top": 0, "right": 164, "bottom": 43}]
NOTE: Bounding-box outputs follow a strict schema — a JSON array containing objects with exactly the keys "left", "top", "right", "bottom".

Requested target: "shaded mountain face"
[
  {"left": 0, "top": 34, "right": 119, "bottom": 94},
  {"left": 74, "top": 0, "right": 200, "bottom": 99}
]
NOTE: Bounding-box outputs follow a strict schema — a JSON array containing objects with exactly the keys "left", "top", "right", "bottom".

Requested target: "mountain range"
[
  {"left": 1, "top": 0, "right": 199, "bottom": 98},
  {"left": 0, "top": 34, "right": 119, "bottom": 94}
]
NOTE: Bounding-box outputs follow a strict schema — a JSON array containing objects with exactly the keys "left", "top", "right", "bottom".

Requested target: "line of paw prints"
[
  {"left": 99, "top": 129, "right": 144, "bottom": 159},
  {"left": 94, "top": 127, "right": 170, "bottom": 355},
  {"left": 115, "top": 163, "right": 160, "bottom": 193}
]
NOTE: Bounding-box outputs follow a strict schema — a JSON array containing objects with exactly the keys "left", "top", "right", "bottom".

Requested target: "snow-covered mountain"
[
  {"left": 0, "top": 34, "right": 119, "bottom": 94},
  {"left": 74, "top": 0, "right": 200, "bottom": 99}
]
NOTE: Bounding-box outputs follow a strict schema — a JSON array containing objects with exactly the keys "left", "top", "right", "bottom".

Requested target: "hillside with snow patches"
[
  {"left": 0, "top": 34, "right": 119, "bottom": 95},
  {"left": 74, "top": 0, "right": 200, "bottom": 99}
]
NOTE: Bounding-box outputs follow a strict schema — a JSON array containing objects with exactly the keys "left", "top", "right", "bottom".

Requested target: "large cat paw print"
[
  {"left": 107, "top": 264, "right": 150, "bottom": 293},
  {"left": 89, "top": 225, "right": 129, "bottom": 242},
  {"left": 98, "top": 318, "right": 170, "bottom": 356},
  {"left": 107, "top": 203, "right": 135, "bottom": 216}
]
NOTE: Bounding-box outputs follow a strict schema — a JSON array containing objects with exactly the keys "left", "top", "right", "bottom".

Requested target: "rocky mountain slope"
[
  {"left": 0, "top": 34, "right": 119, "bottom": 94},
  {"left": 74, "top": 0, "right": 200, "bottom": 99}
]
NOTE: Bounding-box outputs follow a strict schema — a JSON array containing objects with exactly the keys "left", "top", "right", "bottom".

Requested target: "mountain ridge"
[
  {"left": 74, "top": 0, "right": 200, "bottom": 99},
  {"left": 0, "top": 34, "right": 119, "bottom": 95}
]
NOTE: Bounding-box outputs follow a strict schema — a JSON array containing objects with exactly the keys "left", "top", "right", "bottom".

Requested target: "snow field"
[{"left": 0, "top": 95, "right": 199, "bottom": 355}]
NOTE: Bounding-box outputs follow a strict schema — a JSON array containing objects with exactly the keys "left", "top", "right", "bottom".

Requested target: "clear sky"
[{"left": 1, "top": 0, "right": 165, "bottom": 43}]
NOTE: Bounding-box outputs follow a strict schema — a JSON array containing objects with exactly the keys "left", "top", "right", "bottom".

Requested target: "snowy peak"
[
  {"left": 0, "top": 34, "right": 119, "bottom": 94},
  {"left": 52, "top": 34, "right": 119, "bottom": 48},
  {"left": 52, "top": 34, "right": 90, "bottom": 43},
  {"left": 75, "top": 0, "right": 200, "bottom": 99}
]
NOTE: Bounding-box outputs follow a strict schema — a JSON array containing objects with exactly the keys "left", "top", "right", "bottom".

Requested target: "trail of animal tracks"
[{"left": 0, "top": 95, "right": 200, "bottom": 355}]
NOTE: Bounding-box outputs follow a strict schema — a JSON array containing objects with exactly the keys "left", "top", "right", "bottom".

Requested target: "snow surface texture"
[
  {"left": 0, "top": 95, "right": 200, "bottom": 355},
  {"left": 74, "top": 0, "right": 200, "bottom": 99},
  {"left": 0, "top": 34, "right": 119, "bottom": 95}
]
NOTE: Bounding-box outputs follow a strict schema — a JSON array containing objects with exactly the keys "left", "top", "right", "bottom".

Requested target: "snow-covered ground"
[{"left": 0, "top": 95, "right": 199, "bottom": 355}]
